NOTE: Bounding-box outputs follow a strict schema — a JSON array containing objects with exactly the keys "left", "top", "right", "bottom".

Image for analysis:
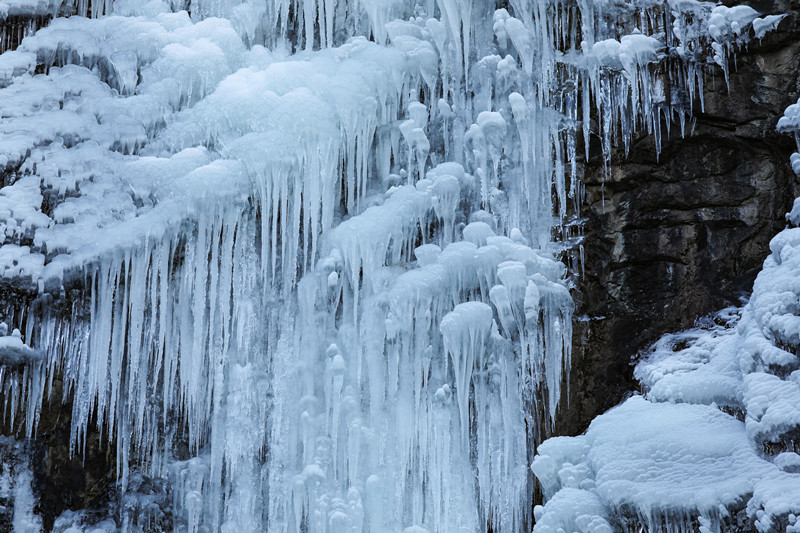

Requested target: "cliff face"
[{"left": 562, "top": 0, "right": 800, "bottom": 435}]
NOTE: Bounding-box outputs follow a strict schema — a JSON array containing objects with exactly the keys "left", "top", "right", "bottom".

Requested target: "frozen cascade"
[{"left": 0, "top": 0, "right": 786, "bottom": 531}]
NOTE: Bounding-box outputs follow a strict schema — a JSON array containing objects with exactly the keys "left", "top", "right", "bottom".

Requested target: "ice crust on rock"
[
  {"left": 0, "top": 0, "right": 790, "bottom": 530},
  {"left": 0, "top": 327, "right": 41, "bottom": 364}
]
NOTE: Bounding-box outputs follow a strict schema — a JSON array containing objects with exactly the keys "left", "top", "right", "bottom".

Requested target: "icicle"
[{"left": 441, "top": 301, "right": 493, "bottom": 445}]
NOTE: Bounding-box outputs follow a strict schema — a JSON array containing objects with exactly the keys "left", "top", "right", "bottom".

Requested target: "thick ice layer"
[
  {"left": 533, "top": 397, "right": 782, "bottom": 532},
  {"left": 276, "top": 188, "right": 573, "bottom": 532}
]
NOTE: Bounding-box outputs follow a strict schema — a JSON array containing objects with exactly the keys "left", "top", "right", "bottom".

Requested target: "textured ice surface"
[
  {"left": 634, "top": 308, "right": 743, "bottom": 407},
  {"left": 533, "top": 396, "right": 788, "bottom": 532}
]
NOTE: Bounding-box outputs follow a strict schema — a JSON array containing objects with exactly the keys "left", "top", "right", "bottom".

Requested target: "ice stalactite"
[{"left": 440, "top": 301, "right": 494, "bottom": 446}]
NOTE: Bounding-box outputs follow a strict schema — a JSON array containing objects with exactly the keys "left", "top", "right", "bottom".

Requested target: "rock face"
[
  {"left": 560, "top": 0, "right": 800, "bottom": 436},
  {"left": 1, "top": 356, "right": 116, "bottom": 530},
  {"left": 29, "top": 382, "right": 118, "bottom": 531}
]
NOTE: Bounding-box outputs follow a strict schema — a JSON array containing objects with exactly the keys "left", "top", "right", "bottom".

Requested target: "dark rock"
[
  {"left": 0, "top": 290, "right": 117, "bottom": 532},
  {"left": 1, "top": 373, "right": 118, "bottom": 532},
  {"left": 0, "top": 15, "right": 50, "bottom": 54},
  {"left": 559, "top": 0, "right": 800, "bottom": 436}
]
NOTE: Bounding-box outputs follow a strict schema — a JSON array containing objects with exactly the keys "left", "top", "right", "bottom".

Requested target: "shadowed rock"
[{"left": 561, "top": 0, "right": 800, "bottom": 437}]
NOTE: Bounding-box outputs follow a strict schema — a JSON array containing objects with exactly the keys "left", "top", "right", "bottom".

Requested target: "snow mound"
[{"left": 535, "top": 397, "right": 777, "bottom": 531}]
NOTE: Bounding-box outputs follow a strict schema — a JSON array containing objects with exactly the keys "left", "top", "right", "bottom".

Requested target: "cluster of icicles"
[{"left": 0, "top": 0, "right": 773, "bottom": 531}]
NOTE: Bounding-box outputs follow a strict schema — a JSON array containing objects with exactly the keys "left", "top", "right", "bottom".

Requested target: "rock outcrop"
[{"left": 562, "top": 0, "right": 800, "bottom": 436}]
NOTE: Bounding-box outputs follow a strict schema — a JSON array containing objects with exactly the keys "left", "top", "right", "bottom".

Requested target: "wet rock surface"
[
  {"left": 30, "top": 389, "right": 117, "bottom": 531},
  {"left": 1, "top": 371, "right": 117, "bottom": 531}
]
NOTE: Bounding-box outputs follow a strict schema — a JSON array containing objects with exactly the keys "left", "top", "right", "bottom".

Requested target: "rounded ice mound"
[
  {"left": 414, "top": 243, "right": 441, "bottom": 267},
  {"left": 537, "top": 397, "right": 778, "bottom": 521},
  {"left": 532, "top": 395, "right": 790, "bottom": 533},
  {"left": 462, "top": 221, "right": 495, "bottom": 246},
  {"left": 440, "top": 301, "right": 494, "bottom": 346}
]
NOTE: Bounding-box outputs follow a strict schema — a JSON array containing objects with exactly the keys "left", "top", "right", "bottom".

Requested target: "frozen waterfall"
[{"left": 0, "top": 0, "right": 785, "bottom": 531}]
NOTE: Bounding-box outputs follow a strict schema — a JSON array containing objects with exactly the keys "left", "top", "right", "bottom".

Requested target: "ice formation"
[
  {"left": 0, "top": 437, "right": 42, "bottom": 533},
  {"left": 532, "top": 99, "right": 800, "bottom": 533},
  {"left": 0, "top": 0, "right": 789, "bottom": 531}
]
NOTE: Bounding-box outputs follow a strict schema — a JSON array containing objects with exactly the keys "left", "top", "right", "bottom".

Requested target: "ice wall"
[{"left": 0, "top": 0, "right": 786, "bottom": 531}]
